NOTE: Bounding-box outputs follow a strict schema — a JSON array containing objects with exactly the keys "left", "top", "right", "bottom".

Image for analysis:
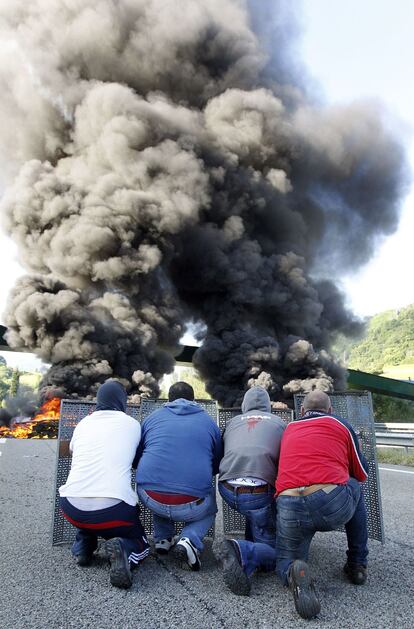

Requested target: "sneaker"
[
  {"left": 288, "top": 560, "right": 321, "bottom": 620},
  {"left": 174, "top": 537, "right": 201, "bottom": 571},
  {"left": 73, "top": 553, "right": 93, "bottom": 567},
  {"left": 105, "top": 538, "right": 133, "bottom": 589},
  {"left": 155, "top": 537, "right": 175, "bottom": 555},
  {"left": 213, "top": 538, "right": 251, "bottom": 596},
  {"left": 344, "top": 562, "right": 367, "bottom": 585}
]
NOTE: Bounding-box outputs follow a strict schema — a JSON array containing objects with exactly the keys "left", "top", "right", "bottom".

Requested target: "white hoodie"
[{"left": 59, "top": 410, "right": 141, "bottom": 506}]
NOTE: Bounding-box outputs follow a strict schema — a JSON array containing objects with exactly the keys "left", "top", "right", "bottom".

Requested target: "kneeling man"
[
  {"left": 214, "top": 386, "right": 285, "bottom": 595},
  {"left": 136, "top": 382, "right": 222, "bottom": 571},
  {"left": 275, "top": 390, "right": 369, "bottom": 619},
  {"left": 59, "top": 380, "right": 149, "bottom": 589}
]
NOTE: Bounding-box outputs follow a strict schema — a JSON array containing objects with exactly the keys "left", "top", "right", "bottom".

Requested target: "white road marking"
[
  {"left": 1, "top": 437, "right": 8, "bottom": 456},
  {"left": 379, "top": 466, "right": 414, "bottom": 475}
]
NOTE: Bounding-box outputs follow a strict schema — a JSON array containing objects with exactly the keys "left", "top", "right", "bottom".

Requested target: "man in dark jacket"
[
  {"left": 214, "top": 386, "right": 285, "bottom": 594},
  {"left": 135, "top": 381, "right": 222, "bottom": 571}
]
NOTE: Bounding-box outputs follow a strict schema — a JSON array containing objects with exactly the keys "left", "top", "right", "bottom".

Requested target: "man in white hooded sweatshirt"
[{"left": 59, "top": 380, "right": 149, "bottom": 589}]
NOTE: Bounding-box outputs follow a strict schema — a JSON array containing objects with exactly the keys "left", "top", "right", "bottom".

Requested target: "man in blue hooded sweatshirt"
[
  {"left": 136, "top": 381, "right": 222, "bottom": 571},
  {"left": 59, "top": 380, "right": 150, "bottom": 589}
]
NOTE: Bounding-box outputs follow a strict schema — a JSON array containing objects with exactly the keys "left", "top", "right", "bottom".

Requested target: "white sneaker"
[
  {"left": 174, "top": 537, "right": 201, "bottom": 571},
  {"left": 155, "top": 537, "right": 176, "bottom": 555}
]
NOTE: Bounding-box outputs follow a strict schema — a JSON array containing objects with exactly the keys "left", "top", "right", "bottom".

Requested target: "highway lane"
[{"left": 0, "top": 440, "right": 413, "bottom": 629}]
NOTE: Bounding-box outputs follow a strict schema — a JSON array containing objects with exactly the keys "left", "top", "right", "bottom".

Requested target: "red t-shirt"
[{"left": 275, "top": 414, "right": 368, "bottom": 495}]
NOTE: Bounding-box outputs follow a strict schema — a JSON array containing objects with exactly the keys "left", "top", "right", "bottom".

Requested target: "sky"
[
  {"left": 300, "top": 0, "right": 414, "bottom": 316},
  {"left": 1, "top": 0, "right": 413, "bottom": 368}
]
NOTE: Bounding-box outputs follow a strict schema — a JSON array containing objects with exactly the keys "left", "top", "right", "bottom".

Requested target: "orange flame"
[
  {"left": 0, "top": 397, "right": 60, "bottom": 439},
  {"left": 34, "top": 396, "right": 61, "bottom": 421}
]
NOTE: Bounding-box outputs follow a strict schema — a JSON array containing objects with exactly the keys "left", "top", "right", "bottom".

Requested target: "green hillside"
[
  {"left": 332, "top": 304, "right": 414, "bottom": 420},
  {"left": 0, "top": 358, "right": 42, "bottom": 404},
  {"left": 334, "top": 304, "right": 414, "bottom": 377},
  {"left": 350, "top": 305, "right": 414, "bottom": 374}
]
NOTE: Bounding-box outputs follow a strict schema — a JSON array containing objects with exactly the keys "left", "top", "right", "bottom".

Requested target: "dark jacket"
[{"left": 219, "top": 386, "right": 285, "bottom": 486}]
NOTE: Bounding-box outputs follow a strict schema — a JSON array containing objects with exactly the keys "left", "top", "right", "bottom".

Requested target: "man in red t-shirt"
[{"left": 275, "top": 390, "right": 369, "bottom": 620}]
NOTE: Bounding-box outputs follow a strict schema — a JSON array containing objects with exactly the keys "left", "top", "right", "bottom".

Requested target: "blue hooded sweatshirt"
[{"left": 135, "top": 399, "right": 222, "bottom": 497}]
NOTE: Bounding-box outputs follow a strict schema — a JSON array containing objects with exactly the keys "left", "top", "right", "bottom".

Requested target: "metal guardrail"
[
  {"left": 375, "top": 432, "right": 414, "bottom": 454},
  {"left": 374, "top": 422, "right": 414, "bottom": 432},
  {"left": 374, "top": 423, "right": 414, "bottom": 453}
]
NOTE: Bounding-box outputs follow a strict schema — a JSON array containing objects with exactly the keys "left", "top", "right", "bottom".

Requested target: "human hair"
[{"left": 168, "top": 381, "right": 195, "bottom": 402}]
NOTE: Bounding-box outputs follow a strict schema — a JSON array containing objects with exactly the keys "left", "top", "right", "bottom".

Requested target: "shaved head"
[{"left": 302, "top": 390, "right": 331, "bottom": 413}]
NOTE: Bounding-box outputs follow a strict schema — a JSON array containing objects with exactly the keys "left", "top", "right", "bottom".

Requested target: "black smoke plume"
[
  {"left": 0, "top": 1, "right": 409, "bottom": 404},
  {"left": 0, "top": 408, "right": 12, "bottom": 427},
  {"left": 0, "top": 391, "right": 39, "bottom": 424}
]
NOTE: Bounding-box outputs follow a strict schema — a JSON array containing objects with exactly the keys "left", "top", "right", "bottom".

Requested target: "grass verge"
[{"left": 376, "top": 447, "right": 414, "bottom": 467}]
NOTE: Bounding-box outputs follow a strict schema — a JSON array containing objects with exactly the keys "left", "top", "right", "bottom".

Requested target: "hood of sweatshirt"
[
  {"left": 241, "top": 386, "right": 271, "bottom": 414},
  {"left": 165, "top": 398, "right": 204, "bottom": 415},
  {"left": 95, "top": 380, "right": 127, "bottom": 412}
]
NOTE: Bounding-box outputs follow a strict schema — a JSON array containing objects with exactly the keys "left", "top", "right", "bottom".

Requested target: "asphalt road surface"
[{"left": 0, "top": 439, "right": 413, "bottom": 629}]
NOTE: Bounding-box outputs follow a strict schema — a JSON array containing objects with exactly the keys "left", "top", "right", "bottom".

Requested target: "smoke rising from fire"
[{"left": 0, "top": 1, "right": 409, "bottom": 404}]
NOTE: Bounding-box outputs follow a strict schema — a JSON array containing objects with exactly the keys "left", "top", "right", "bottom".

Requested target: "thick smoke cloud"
[
  {"left": 1, "top": 390, "right": 39, "bottom": 421},
  {"left": 0, "top": 0, "right": 409, "bottom": 404}
]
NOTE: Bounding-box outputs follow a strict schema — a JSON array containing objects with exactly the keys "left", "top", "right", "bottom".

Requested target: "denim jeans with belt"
[
  {"left": 219, "top": 481, "right": 278, "bottom": 577},
  {"left": 137, "top": 487, "right": 217, "bottom": 550},
  {"left": 276, "top": 478, "right": 369, "bottom": 585},
  {"left": 218, "top": 481, "right": 276, "bottom": 546}
]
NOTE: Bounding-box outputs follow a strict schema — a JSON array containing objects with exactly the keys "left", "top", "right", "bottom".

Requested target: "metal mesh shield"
[
  {"left": 218, "top": 407, "right": 294, "bottom": 536},
  {"left": 218, "top": 407, "right": 293, "bottom": 432},
  {"left": 137, "top": 398, "right": 218, "bottom": 538},
  {"left": 53, "top": 400, "right": 140, "bottom": 545},
  {"left": 53, "top": 398, "right": 217, "bottom": 545},
  {"left": 140, "top": 398, "right": 218, "bottom": 422},
  {"left": 139, "top": 398, "right": 167, "bottom": 421},
  {"left": 218, "top": 394, "right": 384, "bottom": 543},
  {"left": 293, "top": 391, "right": 384, "bottom": 543},
  {"left": 54, "top": 393, "right": 383, "bottom": 544}
]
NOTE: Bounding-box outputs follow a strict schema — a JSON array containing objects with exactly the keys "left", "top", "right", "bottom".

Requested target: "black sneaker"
[
  {"left": 213, "top": 538, "right": 251, "bottom": 596},
  {"left": 155, "top": 537, "right": 175, "bottom": 555},
  {"left": 106, "top": 538, "right": 133, "bottom": 589},
  {"left": 288, "top": 560, "right": 321, "bottom": 620},
  {"left": 174, "top": 537, "right": 201, "bottom": 571},
  {"left": 73, "top": 553, "right": 93, "bottom": 567},
  {"left": 344, "top": 562, "right": 367, "bottom": 585}
]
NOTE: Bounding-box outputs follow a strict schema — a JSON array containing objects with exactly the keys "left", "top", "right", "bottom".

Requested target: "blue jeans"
[
  {"left": 276, "top": 478, "right": 369, "bottom": 585},
  {"left": 219, "top": 482, "right": 276, "bottom": 546},
  {"left": 137, "top": 487, "right": 217, "bottom": 551},
  {"left": 219, "top": 482, "right": 278, "bottom": 578}
]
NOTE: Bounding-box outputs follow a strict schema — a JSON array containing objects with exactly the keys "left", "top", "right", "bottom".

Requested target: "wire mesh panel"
[
  {"left": 139, "top": 398, "right": 218, "bottom": 538},
  {"left": 218, "top": 395, "right": 384, "bottom": 543},
  {"left": 139, "top": 398, "right": 167, "bottom": 421},
  {"left": 218, "top": 407, "right": 293, "bottom": 433},
  {"left": 293, "top": 391, "right": 384, "bottom": 543},
  {"left": 218, "top": 407, "right": 293, "bottom": 536},
  {"left": 53, "top": 400, "right": 141, "bottom": 545},
  {"left": 53, "top": 398, "right": 218, "bottom": 545},
  {"left": 140, "top": 398, "right": 218, "bottom": 422}
]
